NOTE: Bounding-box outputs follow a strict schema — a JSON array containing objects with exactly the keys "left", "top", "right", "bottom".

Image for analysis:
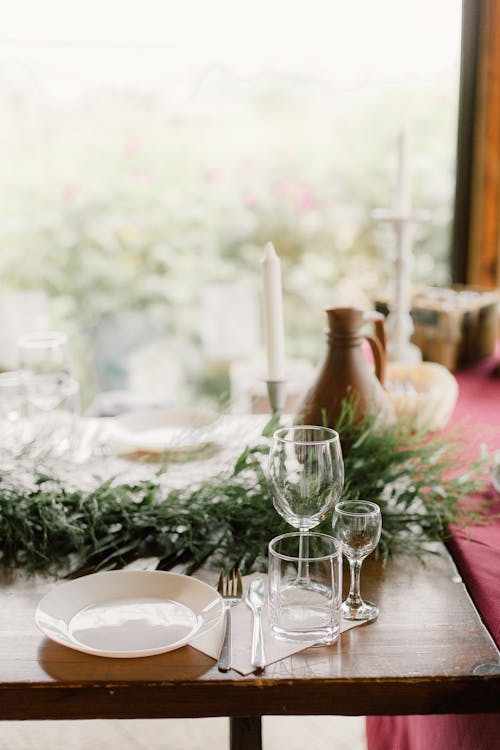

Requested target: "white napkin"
[{"left": 191, "top": 572, "right": 367, "bottom": 676}]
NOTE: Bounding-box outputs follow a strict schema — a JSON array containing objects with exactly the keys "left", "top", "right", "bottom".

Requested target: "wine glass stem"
[
  {"left": 298, "top": 528, "right": 309, "bottom": 581},
  {"left": 347, "top": 558, "right": 363, "bottom": 605}
]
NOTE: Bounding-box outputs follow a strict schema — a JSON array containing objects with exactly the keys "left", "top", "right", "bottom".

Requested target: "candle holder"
[{"left": 265, "top": 379, "right": 287, "bottom": 416}]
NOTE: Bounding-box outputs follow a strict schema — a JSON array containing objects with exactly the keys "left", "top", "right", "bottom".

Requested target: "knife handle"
[
  {"left": 218, "top": 606, "right": 231, "bottom": 672},
  {"left": 251, "top": 611, "right": 265, "bottom": 672}
]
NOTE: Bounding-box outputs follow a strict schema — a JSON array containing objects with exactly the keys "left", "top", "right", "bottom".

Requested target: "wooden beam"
[
  {"left": 452, "top": 0, "right": 481, "bottom": 284},
  {"left": 468, "top": 0, "right": 500, "bottom": 287},
  {"left": 230, "top": 717, "right": 263, "bottom": 750}
]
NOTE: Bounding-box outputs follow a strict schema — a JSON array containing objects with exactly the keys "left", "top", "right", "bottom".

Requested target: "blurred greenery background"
[{"left": 0, "top": 0, "right": 461, "bottom": 411}]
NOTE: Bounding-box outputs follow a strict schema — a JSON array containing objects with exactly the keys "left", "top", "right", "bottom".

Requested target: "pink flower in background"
[
  {"left": 242, "top": 189, "right": 258, "bottom": 207},
  {"left": 281, "top": 150, "right": 296, "bottom": 164},
  {"left": 272, "top": 179, "right": 292, "bottom": 199},
  {"left": 272, "top": 179, "right": 315, "bottom": 212},
  {"left": 295, "top": 184, "right": 315, "bottom": 212},
  {"left": 124, "top": 138, "right": 140, "bottom": 154},
  {"left": 62, "top": 183, "right": 80, "bottom": 202},
  {"left": 134, "top": 171, "right": 152, "bottom": 185},
  {"left": 206, "top": 168, "right": 224, "bottom": 183}
]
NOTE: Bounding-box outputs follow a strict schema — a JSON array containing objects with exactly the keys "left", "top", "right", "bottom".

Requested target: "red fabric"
[
  {"left": 365, "top": 714, "right": 500, "bottom": 750},
  {"left": 446, "top": 497, "right": 500, "bottom": 647},
  {"left": 447, "top": 350, "right": 500, "bottom": 647},
  {"left": 366, "top": 350, "right": 500, "bottom": 750},
  {"left": 451, "top": 350, "right": 500, "bottom": 430}
]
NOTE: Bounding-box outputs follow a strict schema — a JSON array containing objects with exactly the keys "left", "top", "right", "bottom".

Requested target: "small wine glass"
[
  {"left": 268, "top": 425, "right": 344, "bottom": 533},
  {"left": 331, "top": 500, "right": 382, "bottom": 620}
]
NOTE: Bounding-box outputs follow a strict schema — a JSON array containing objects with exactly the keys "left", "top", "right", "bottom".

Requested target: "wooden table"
[{"left": 1, "top": 545, "right": 498, "bottom": 750}]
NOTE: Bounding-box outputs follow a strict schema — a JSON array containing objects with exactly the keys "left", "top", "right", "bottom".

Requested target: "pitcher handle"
[
  {"left": 363, "top": 311, "right": 387, "bottom": 386},
  {"left": 365, "top": 335, "right": 386, "bottom": 386}
]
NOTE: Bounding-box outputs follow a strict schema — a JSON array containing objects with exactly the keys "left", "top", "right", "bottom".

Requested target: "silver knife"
[{"left": 245, "top": 576, "right": 266, "bottom": 672}]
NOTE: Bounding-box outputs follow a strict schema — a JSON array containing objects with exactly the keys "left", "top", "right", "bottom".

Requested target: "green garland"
[{"left": 0, "top": 403, "right": 491, "bottom": 577}]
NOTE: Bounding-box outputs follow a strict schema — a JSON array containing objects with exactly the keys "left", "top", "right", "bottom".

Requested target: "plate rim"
[
  {"left": 109, "top": 407, "right": 220, "bottom": 453},
  {"left": 35, "top": 570, "right": 223, "bottom": 659}
]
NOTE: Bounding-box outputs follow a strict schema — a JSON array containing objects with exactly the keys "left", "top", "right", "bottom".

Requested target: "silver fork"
[{"left": 217, "top": 568, "right": 243, "bottom": 672}]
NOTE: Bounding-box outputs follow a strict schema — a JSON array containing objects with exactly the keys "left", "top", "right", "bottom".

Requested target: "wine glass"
[
  {"left": 268, "top": 425, "right": 344, "bottom": 532},
  {"left": 331, "top": 500, "right": 382, "bottom": 620},
  {"left": 18, "top": 331, "right": 80, "bottom": 453}
]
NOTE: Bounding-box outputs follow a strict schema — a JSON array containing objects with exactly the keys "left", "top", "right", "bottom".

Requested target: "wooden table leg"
[{"left": 229, "top": 716, "right": 263, "bottom": 750}]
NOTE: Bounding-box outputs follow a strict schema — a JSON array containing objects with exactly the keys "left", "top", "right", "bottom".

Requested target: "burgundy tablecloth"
[
  {"left": 447, "top": 350, "right": 500, "bottom": 649},
  {"left": 366, "top": 351, "right": 500, "bottom": 750}
]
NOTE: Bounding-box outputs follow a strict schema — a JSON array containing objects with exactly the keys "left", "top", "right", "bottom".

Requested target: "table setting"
[
  {"left": 33, "top": 557, "right": 380, "bottom": 677},
  {"left": 31, "top": 414, "right": 385, "bottom": 676},
  {"left": 2, "top": 383, "right": 492, "bottom": 681},
  {"left": 193, "top": 572, "right": 371, "bottom": 676},
  {"left": 0, "top": 242, "right": 498, "bottom": 750}
]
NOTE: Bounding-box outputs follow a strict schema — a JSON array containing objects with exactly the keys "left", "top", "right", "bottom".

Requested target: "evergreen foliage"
[{"left": 0, "top": 403, "right": 490, "bottom": 577}]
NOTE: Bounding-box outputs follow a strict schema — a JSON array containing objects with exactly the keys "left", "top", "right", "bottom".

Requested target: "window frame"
[{"left": 452, "top": 0, "right": 500, "bottom": 288}]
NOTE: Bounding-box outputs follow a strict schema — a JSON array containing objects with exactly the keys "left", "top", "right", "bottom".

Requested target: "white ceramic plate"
[
  {"left": 36, "top": 570, "right": 224, "bottom": 658},
  {"left": 109, "top": 408, "right": 220, "bottom": 459}
]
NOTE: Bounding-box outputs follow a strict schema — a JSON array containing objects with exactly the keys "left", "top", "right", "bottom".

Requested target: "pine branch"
[{"left": 0, "top": 401, "right": 493, "bottom": 576}]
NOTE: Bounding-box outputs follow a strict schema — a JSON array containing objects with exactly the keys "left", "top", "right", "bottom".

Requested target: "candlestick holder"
[{"left": 265, "top": 379, "right": 287, "bottom": 416}]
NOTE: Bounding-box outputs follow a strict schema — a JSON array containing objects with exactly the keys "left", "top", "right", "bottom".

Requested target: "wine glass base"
[{"left": 341, "top": 599, "right": 379, "bottom": 622}]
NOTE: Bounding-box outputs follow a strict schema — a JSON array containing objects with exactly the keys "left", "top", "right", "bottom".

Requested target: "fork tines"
[{"left": 217, "top": 568, "right": 243, "bottom": 597}]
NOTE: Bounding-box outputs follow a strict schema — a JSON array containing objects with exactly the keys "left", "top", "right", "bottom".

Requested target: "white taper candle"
[{"left": 261, "top": 242, "right": 286, "bottom": 381}]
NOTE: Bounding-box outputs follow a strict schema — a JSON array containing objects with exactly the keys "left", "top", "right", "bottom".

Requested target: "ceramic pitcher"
[{"left": 295, "top": 307, "right": 394, "bottom": 428}]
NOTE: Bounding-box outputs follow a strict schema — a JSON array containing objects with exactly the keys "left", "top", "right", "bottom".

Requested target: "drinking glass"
[
  {"left": 331, "top": 500, "right": 382, "bottom": 620},
  {"left": 268, "top": 531, "right": 342, "bottom": 644},
  {"left": 0, "top": 371, "right": 25, "bottom": 449},
  {"left": 267, "top": 425, "right": 344, "bottom": 532},
  {"left": 18, "top": 331, "right": 80, "bottom": 454},
  {"left": 18, "top": 331, "right": 72, "bottom": 411}
]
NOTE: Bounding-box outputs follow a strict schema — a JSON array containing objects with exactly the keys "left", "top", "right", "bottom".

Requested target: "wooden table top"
[{"left": 1, "top": 544, "right": 498, "bottom": 721}]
